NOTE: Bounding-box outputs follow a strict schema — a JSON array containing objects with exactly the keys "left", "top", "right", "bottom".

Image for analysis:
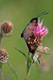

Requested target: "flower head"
[
  {"left": 37, "top": 45, "right": 49, "bottom": 53},
  {"left": 0, "top": 21, "right": 13, "bottom": 35},
  {"left": 33, "top": 20, "right": 48, "bottom": 38},
  {"left": 0, "top": 49, "right": 8, "bottom": 63},
  {"left": 33, "top": 45, "right": 49, "bottom": 63}
]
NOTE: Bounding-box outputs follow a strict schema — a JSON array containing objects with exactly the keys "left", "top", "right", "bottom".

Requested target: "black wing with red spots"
[{"left": 21, "top": 17, "right": 38, "bottom": 54}]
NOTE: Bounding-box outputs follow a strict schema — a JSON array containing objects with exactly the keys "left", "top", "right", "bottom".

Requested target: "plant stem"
[
  {"left": 0, "top": 69, "right": 4, "bottom": 80},
  {"left": 25, "top": 73, "right": 29, "bottom": 80},
  {"left": 25, "top": 51, "right": 30, "bottom": 80},
  {"left": 0, "top": 34, "right": 3, "bottom": 49},
  {"left": 0, "top": 33, "right": 4, "bottom": 80}
]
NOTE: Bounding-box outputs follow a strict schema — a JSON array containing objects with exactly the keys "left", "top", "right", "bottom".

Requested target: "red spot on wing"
[
  {"left": 28, "top": 38, "right": 31, "bottom": 40},
  {"left": 28, "top": 33, "right": 30, "bottom": 36},
  {"left": 32, "top": 22, "right": 36, "bottom": 26},
  {"left": 28, "top": 41, "right": 31, "bottom": 44},
  {"left": 31, "top": 46, "right": 35, "bottom": 50},
  {"left": 27, "top": 27, "right": 32, "bottom": 30},
  {"left": 24, "top": 33, "right": 30, "bottom": 36}
]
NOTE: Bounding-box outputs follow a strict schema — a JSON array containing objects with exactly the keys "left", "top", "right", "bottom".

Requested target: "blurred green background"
[{"left": 0, "top": 0, "right": 53, "bottom": 80}]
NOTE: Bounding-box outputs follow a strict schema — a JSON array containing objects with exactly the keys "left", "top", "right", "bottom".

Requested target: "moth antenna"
[{"left": 37, "top": 11, "right": 49, "bottom": 17}]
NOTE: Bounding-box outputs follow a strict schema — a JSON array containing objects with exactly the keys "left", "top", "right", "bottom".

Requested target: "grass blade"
[
  {"left": 7, "top": 62, "right": 18, "bottom": 80},
  {"left": 13, "top": 45, "right": 27, "bottom": 58}
]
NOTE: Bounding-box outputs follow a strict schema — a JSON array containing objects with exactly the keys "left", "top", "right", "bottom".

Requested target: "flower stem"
[
  {"left": 25, "top": 73, "right": 29, "bottom": 80},
  {"left": 25, "top": 51, "right": 30, "bottom": 80},
  {"left": 0, "top": 32, "right": 4, "bottom": 80},
  {"left": 0, "top": 34, "right": 3, "bottom": 49},
  {"left": 0, "top": 69, "right": 4, "bottom": 80}
]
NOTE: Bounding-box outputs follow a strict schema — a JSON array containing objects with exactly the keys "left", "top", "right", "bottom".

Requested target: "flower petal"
[
  {"left": 33, "top": 20, "right": 48, "bottom": 38},
  {"left": 40, "top": 27, "right": 48, "bottom": 37},
  {"left": 38, "top": 21, "right": 43, "bottom": 30}
]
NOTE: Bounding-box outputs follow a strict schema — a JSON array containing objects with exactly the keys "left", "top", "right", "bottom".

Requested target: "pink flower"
[{"left": 33, "top": 21, "right": 48, "bottom": 38}]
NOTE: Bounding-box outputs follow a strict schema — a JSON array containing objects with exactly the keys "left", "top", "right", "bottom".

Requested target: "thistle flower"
[
  {"left": 37, "top": 45, "right": 49, "bottom": 53},
  {"left": 33, "top": 45, "right": 49, "bottom": 62},
  {"left": 33, "top": 20, "right": 48, "bottom": 38},
  {"left": 0, "top": 21, "right": 13, "bottom": 35},
  {"left": 0, "top": 49, "right": 8, "bottom": 63}
]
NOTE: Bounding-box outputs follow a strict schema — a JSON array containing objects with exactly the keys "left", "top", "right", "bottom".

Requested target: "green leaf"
[
  {"left": 13, "top": 45, "right": 27, "bottom": 58},
  {"left": 7, "top": 62, "right": 18, "bottom": 80}
]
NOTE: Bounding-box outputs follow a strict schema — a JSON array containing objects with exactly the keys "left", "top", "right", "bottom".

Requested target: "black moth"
[{"left": 21, "top": 11, "right": 48, "bottom": 54}]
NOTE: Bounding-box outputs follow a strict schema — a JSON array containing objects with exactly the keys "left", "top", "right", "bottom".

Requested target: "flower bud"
[
  {"left": 0, "top": 49, "right": 8, "bottom": 63},
  {"left": 0, "top": 21, "right": 13, "bottom": 35}
]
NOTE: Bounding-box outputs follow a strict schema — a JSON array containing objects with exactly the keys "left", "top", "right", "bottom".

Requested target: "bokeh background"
[{"left": 0, "top": 0, "right": 53, "bottom": 80}]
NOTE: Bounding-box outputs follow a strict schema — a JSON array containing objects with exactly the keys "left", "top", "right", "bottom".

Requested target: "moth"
[{"left": 21, "top": 11, "right": 48, "bottom": 54}]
